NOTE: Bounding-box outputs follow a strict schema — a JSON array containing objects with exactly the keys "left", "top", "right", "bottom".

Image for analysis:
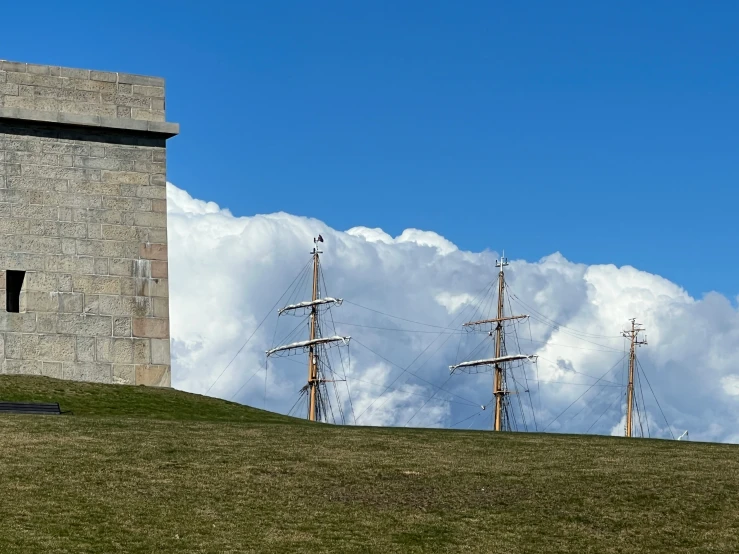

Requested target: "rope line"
[
  {"left": 637, "top": 359, "right": 675, "bottom": 439},
  {"left": 344, "top": 300, "right": 467, "bottom": 332},
  {"left": 353, "top": 339, "right": 479, "bottom": 412},
  {"left": 205, "top": 259, "right": 312, "bottom": 395},
  {"left": 586, "top": 391, "right": 623, "bottom": 433},
  {"left": 543, "top": 354, "right": 627, "bottom": 431}
]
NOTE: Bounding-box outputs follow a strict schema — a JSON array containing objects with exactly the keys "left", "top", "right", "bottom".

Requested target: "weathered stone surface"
[
  {"left": 132, "top": 317, "right": 168, "bottom": 338},
  {"left": 151, "top": 338, "right": 170, "bottom": 365},
  {"left": 133, "top": 339, "right": 150, "bottom": 364},
  {"left": 45, "top": 255, "right": 95, "bottom": 274},
  {"left": 1, "top": 61, "right": 170, "bottom": 125},
  {"left": 150, "top": 261, "right": 167, "bottom": 279},
  {"left": 58, "top": 274, "right": 73, "bottom": 293},
  {"left": 0, "top": 313, "right": 37, "bottom": 332},
  {"left": 38, "top": 335, "right": 76, "bottom": 361},
  {"left": 57, "top": 314, "right": 111, "bottom": 336},
  {"left": 0, "top": 60, "right": 174, "bottom": 387},
  {"left": 113, "top": 363, "right": 135, "bottom": 384},
  {"left": 83, "top": 294, "right": 99, "bottom": 315},
  {"left": 4, "top": 333, "right": 23, "bottom": 359},
  {"left": 135, "top": 364, "right": 170, "bottom": 387},
  {"left": 0, "top": 253, "right": 45, "bottom": 272},
  {"left": 142, "top": 279, "right": 168, "bottom": 298},
  {"left": 76, "top": 336, "right": 96, "bottom": 362},
  {"left": 111, "top": 338, "right": 134, "bottom": 363},
  {"left": 99, "top": 294, "right": 151, "bottom": 317},
  {"left": 23, "top": 272, "right": 57, "bottom": 292},
  {"left": 36, "top": 313, "right": 58, "bottom": 333},
  {"left": 42, "top": 361, "right": 63, "bottom": 378},
  {"left": 59, "top": 292, "right": 84, "bottom": 313},
  {"left": 152, "top": 297, "right": 169, "bottom": 319},
  {"left": 63, "top": 362, "right": 112, "bottom": 383},
  {"left": 2, "top": 358, "right": 42, "bottom": 375},
  {"left": 112, "top": 316, "right": 132, "bottom": 337},
  {"left": 140, "top": 243, "right": 167, "bottom": 260},
  {"left": 20, "top": 291, "right": 60, "bottom": 312},
  {"left": 109, "top": 258, "right": 134, "bottom": 276},
  {"left": 72, "top": 274, "right": 121, "bottom": 294}
]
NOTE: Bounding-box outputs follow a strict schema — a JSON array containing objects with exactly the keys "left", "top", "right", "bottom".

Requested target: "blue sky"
[{"left": 2, "top": 1, "right": 737, "bottom": 297}]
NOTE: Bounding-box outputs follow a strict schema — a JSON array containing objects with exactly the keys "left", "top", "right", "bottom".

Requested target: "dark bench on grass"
[{"left": 0, "top": 402, "right": 61, "bottom": 415}]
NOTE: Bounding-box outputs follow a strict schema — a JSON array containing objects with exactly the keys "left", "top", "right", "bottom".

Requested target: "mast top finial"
[
  {"left": 312, "top": 234, "right": 324, "bottom": 254},
  {"left": 496, "top": 250, "right": 509, "bottom": 270}
]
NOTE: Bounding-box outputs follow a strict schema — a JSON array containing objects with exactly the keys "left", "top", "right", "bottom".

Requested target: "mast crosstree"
[
  {"left": 266, "top": 236, "right": 351, "bottom": 422},
  {"left": 450, "top": 252, "right": 537, "bottom": 431}
]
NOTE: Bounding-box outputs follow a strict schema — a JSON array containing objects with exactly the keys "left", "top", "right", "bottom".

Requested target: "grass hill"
[{"left": 1, "top": 375, "right": 737, "bottom": 553}]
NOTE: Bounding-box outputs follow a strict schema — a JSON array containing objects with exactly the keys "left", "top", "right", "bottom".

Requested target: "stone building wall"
[
  {"left": 0, "top": 60, "right": 178, "bottom": 386},
  {"left": 0, "top": 60, "right": 167, "bottom": 122}
]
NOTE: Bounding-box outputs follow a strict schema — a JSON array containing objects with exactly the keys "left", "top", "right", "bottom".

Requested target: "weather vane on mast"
[{"left": 313, "top": 234, "right": 324, "bottom": 254}]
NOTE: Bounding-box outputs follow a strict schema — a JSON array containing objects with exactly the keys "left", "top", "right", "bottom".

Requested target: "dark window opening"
[{"left": 6, "top": 270, "right": 25, "bottom": 313}]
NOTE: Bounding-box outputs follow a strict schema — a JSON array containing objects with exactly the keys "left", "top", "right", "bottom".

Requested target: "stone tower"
[{"left": 0, "top": 60, "right": 178, "bottom": 386}]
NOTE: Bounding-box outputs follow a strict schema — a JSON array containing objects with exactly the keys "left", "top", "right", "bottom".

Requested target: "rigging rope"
[
  {"left": 331, "top": 321, "right": 465, "bottom": 334},
  {"left": 280, "top": 355, "right": 480, "bottom": 408},
  {"left": 351, "top": 280, "right": 498, "bottom": 423},
  {"left": 517, "top": 337, "right": 623, "bottom": 354},
  {"left": 543, "top": 354, "right": 627, "bottom": 431},
  {"left": 637, "top": 363, "right": 650, "bottom": 438},
  {"left": 205, "top": 259, "right": 312, "bottom": 395},
  {"left": 404, "top": 372, "right": 458, "bottom": 427},
  {"left": 229, "top": 363, "right": 266, "bottom": 401},
  {"left": 637, "top": 359, "right": 674, "bottom": 439},
  {"left": 353, "top": 339, "right": 479, "bottom": 413},
  {"left": 263, "top": 360, "right": 268, "bottom": 409},
  {"left": 507, "top": 288, "right": 622, "bottom": 339},
  {"left": 585, "top": 390, "right": 623, "bottom": 433},
  {"left": 451, "top": 411, "right": 482, "bottom": 428},
  {"left": 344, "top": 300, "right": 469, "bottom": 332},
  {"left": 507, "top": 291, "right": 537, "bottom": 431},
  {"left": 535, "top": 355, "right": 626, "bottom": 386},
  {"left": 564, "top": 379, "right": 611, "bottom": 428}
]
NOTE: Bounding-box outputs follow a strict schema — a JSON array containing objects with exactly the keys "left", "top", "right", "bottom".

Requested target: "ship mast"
[
  {"left": 266, "top": 236, "right": 350, "bottom": 422},
  {"left": 493, "top": 256, "right": 513, "bottom": 430},
  {"left": 450, "top": 252, "right": 535, "bottom": 431},
  {"left": 622, "top": 319, "right": 647, "bottom": 437},
  {"left": 307, "top": 239, "right": 320, "bottom": 420}
]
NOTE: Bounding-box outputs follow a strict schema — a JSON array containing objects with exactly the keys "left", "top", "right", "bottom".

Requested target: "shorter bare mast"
[
  {"left": 622, "top": 319, "right": 647, "bottom": 437},
  {"left": 450, "top": 252, "right": 536, "bottom": 431},
  {"left": 266, "top": 236, "right": 350, "bottom": 422}
]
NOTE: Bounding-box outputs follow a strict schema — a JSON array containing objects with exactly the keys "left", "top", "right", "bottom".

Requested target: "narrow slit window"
[{"left": 6, "top": 270, "right": 25, "bottom": 313}]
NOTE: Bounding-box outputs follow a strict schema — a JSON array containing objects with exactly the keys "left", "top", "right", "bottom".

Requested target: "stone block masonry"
[{"left": 0, "top": 59, "right": 178, "bottom": 387}]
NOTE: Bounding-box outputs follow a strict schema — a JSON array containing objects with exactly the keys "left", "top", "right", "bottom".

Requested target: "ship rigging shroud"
[
  {"left": 449, "top": 252, "right": 538, "bottom": 432},
  {"left": 266, "top": 237, "right": 352, "bottom": 423}
]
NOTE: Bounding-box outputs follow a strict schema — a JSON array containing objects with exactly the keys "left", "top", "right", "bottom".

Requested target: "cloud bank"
[{"left": 167, "top": 184, "right": 739, "bottom": 443}]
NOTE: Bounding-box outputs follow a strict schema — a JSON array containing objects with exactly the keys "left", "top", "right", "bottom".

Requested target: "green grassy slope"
[
  {"left": 0, "top": 374, "right": 296, "bottom": 423},
  {"left": 1, "top": 375, "right": 737, "bottom": 553}
]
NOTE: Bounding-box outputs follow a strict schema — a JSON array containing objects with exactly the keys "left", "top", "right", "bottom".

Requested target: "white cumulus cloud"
[{"left": 166, "top": 183, "right": 739, "bottom": 442}]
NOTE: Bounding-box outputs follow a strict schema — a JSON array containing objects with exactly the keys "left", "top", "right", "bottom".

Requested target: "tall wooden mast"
[
  {"left": 450, "top": 252, "right": 534, "bottom": 431},
  {"left": 307, "top": 239, "right": 320, "bottom": 421},
  {"left": 623, "top": 319, "right": 647, "bottom": 437},
  {"left": 492, "top": 256, "right": 507, "bottom": 431},
  {"left": 266, "top": 236, "right": 351, "bottom": 423}
]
